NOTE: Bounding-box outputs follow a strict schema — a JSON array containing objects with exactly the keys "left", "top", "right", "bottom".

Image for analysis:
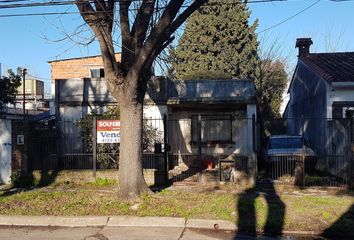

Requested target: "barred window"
[{"left": 191, "top": 115, "right": 232, "bottom": 143}]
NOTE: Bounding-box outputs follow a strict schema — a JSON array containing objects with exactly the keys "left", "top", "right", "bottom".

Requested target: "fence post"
[
  {"left": 251, "top": 114, "right": 257, "bottom": 184},
  {"left": 350, "top": 117, "right": 354, "bottom": 189},
  {"left": 197, "top": 115, "right": 202, "bottom": 163},
  {"left": 252, "top": 114, "right": 256, "bottom": 153},
  {"left": 163, "top": 114, "right": 168, "bottom": 182},
  {"left": 350, "top": 143, "right": 354, "bottom": 189},
  {"left": 92, "top": 117, "right": 97, "bottom": 178},
  {"left": 55, "top": 121, "right": 61, "bottom": 171}
]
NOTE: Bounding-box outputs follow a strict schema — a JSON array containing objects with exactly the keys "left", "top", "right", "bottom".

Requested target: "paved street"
[{"left": 0, "top": 226, "right": 329, "bottom": 240}]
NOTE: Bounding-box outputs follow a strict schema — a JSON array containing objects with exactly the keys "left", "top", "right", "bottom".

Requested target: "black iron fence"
[
  {"left": 260, "top": 117, "right": 354, "bottom": 187},
  {"left": 27, "top": 115, "right": 354, "bottom": 188},
  {"left": 28, "top": 117, "right": 165, "bottom": 173},
  {"left": 167, "top": 117, "right": 256, "bottom": 183}
]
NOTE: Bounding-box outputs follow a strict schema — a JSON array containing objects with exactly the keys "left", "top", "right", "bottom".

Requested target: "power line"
[
  {"left": 257, "top": 0, "right": 321, "bottom": 34},
  {"left": 0, "top": 0, "right": 288, "bottom": 18},
  {"left": 0, "top": 0, "right": 287, "bottom": 10}
]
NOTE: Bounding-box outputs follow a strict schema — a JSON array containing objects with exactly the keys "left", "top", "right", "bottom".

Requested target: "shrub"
[{"left": 10, "top": 170, "right": 35, "bottom": 188}]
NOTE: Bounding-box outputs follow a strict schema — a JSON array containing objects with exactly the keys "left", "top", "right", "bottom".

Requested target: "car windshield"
[{"left": 269, "top": 137, "right": 303, "bottom": 149}]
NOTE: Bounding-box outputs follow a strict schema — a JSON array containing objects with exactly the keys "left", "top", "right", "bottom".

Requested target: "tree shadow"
[
  {"left": 235, "top": 181, "right": 285, "bottom": 238},
  {"left": 0, "top": 166, "right": 59, "bottom": 198}
]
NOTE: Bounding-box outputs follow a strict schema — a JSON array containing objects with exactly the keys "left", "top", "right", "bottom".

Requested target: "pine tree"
[{"left": 170, "top": 0, "right": 259, "bottom": 81}]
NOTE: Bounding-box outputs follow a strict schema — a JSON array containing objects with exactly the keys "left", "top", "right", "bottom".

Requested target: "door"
[{"left": 0, "top": 119, "right": 12, "bottom": 184}]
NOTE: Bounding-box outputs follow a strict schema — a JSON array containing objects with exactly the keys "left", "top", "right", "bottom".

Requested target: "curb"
[
  {"left": 0, "top": 216, "right": 109, "bottom": 227},
  {"left": 186, "top": 219, "right": 236, "bottom": 231},
  {"left": 0, "top": 215, "right": 323, "bottom": 236},
  {"left": 107, "top": 216, "right": 185, "bottom": 228}
]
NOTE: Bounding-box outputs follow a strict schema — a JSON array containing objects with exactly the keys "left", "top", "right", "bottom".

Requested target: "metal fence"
[
  {"left": 27, "top": 115, "right": 354, "bottom": 187},
  {"left": 260, "top": 117, "right": 353, "bottom": 187},
  {"left": 28, "top": 117, "right": 165, "bottom": 173},
  {"left": 167, "top": 117, "right": 256, "bottom": 183}
]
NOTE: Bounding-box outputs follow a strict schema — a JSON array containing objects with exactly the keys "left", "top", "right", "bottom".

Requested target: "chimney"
[{"left": 295, "top": 38, "right": 313, "bottom": 57}]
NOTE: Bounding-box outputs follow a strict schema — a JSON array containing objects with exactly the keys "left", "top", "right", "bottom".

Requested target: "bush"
[
  {"left": 10, "top": 171, "right": 35, "bottom": 188},
  {"left": 89, "top": 177, "right": 117, "bottom": 187}
]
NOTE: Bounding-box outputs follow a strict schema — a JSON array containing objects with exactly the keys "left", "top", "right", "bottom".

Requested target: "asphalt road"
[{"left": 0, "top": 226, "right": 329, "bottom": 240}]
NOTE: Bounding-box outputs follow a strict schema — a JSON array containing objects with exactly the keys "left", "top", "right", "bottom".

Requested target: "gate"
[
  {"left": 167, "top": 117, "right": 255, "bottom": 183},
  {"left": 0, "top": 119, "right": 12, "bottom": 184},
  {"left": 260, "top": 117, "right": 353, "bottom": 187}
]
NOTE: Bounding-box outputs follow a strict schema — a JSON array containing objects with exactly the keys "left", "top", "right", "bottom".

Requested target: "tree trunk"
[{"left": 119, "top": 98, "right": 151, "bottom": 199}]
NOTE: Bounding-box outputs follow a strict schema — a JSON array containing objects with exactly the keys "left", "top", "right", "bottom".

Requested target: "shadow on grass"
[
  {"left": 235, "top": 182, "right": 285, "bottom": 238},
  {"left": 322, "top": 203, "right": 354, "bottom": 239},
  {"left": 0, "top": 169, "right": 58, "bottom": 197}
]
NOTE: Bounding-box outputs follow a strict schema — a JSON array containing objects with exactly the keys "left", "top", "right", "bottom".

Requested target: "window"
[
  {"left": 269, "top": 137, "right": 303, "bottom": 149},
  {"left": 90, "top": 68, "right": 105, "bottom": 78},
  {"left": 191, "top": 115, "right": 232, "bottom": 144}
]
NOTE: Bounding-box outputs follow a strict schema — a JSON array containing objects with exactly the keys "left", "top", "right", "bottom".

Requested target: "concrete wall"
[
  {"left": 50, "top": 54, "right": 121, "bottom": 101},
  {"left": 328, "top": 86, "right": 354, "bottom": 118},
  {"left": 331, "top": 89, "right": 354, "bottom": 105},
  {"left": 17, "top": 79, "right": 44, "bottom": 97},
  {"left": 143, "top": 104, "right": 167, "bottom": 119},
  {"left": 0, "top": 119, "right": 12, "bottom": 183},
  {"left": 11, "top": 121, "right": 31, "bottom": 173},
  {"left": 168, "top": 79, "right": 255, "bottom": 103},
  {"left": 56, "top": 78, "right": 117, "bottom": 121}
]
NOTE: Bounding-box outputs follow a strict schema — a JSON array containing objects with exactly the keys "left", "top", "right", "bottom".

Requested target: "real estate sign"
[{"left": 97, "top": 120, "right": 120, "bottom": 143}]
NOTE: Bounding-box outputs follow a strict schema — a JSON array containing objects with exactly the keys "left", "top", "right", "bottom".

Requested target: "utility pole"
[{"left": 22, "top": 68, "right": 27, "bottom": 119}]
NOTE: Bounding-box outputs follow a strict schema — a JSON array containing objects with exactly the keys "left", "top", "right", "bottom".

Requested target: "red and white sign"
[{"left": 97, "top": 120, "right": 120, "bottom": 143}]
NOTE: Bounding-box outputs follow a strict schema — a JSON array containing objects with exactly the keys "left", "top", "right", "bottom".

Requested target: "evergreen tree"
[
  {"left": 0, "top": 69, "right": 21, "bottom": 106},
  {"left": 257, "top": 59, "right": 288, "bottom": 118},
  {"left": 170, "top": 0, "right": 259, "bottom": 81}
]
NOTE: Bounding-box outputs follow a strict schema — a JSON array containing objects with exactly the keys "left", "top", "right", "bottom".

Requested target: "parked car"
[{"left": 266, "top": 135, "right": 316, "bottom": 161}]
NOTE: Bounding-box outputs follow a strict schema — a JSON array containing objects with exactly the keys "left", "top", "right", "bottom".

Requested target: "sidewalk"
[{"left": 0, "top": 215, "right": 323, "bottom": 238}]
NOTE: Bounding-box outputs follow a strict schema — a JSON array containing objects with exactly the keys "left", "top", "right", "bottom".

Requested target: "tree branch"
[
  {"left": 76, "top": 0, "right": 125, "bottom": 97},
  {"left": 150, "top": 0, "right": 207, "bottom": 65},
  {"left": 131, "top": 0, "right": 156, "bottom": 51},
  {"left": 169, "top": 0, "right": 207, "bottom": 36},
  {"left": 130, "top": 0, "right": 185, "bottom": 78},
  {"left": 119, "top": 0, "right": 133, "bottom": 66}
]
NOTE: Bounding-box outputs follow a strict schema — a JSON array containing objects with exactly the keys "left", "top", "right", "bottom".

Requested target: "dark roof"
[
  {"left": 301, "top": 52, "right": 354, "bottom": 83},
  {"left": 167, "top": 79, "right": 255, "bottom": 104}
]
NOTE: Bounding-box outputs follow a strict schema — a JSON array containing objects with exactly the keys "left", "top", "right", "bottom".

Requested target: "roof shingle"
[{"left": 301, "top": 52, "right": 354, "bottom": 83}]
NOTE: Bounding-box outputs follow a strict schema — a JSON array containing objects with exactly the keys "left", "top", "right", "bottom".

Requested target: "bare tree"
[
  {"left": 256, "top": 32, "right": 291, "bottom": 118},
  {"left": 75, "top": 0, "right": 207, "bottom": 198}
]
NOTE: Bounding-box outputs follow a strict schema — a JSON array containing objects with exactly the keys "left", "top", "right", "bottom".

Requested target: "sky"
[{"left": 0, "top": 0, "right": 354, "bottom": 95}]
